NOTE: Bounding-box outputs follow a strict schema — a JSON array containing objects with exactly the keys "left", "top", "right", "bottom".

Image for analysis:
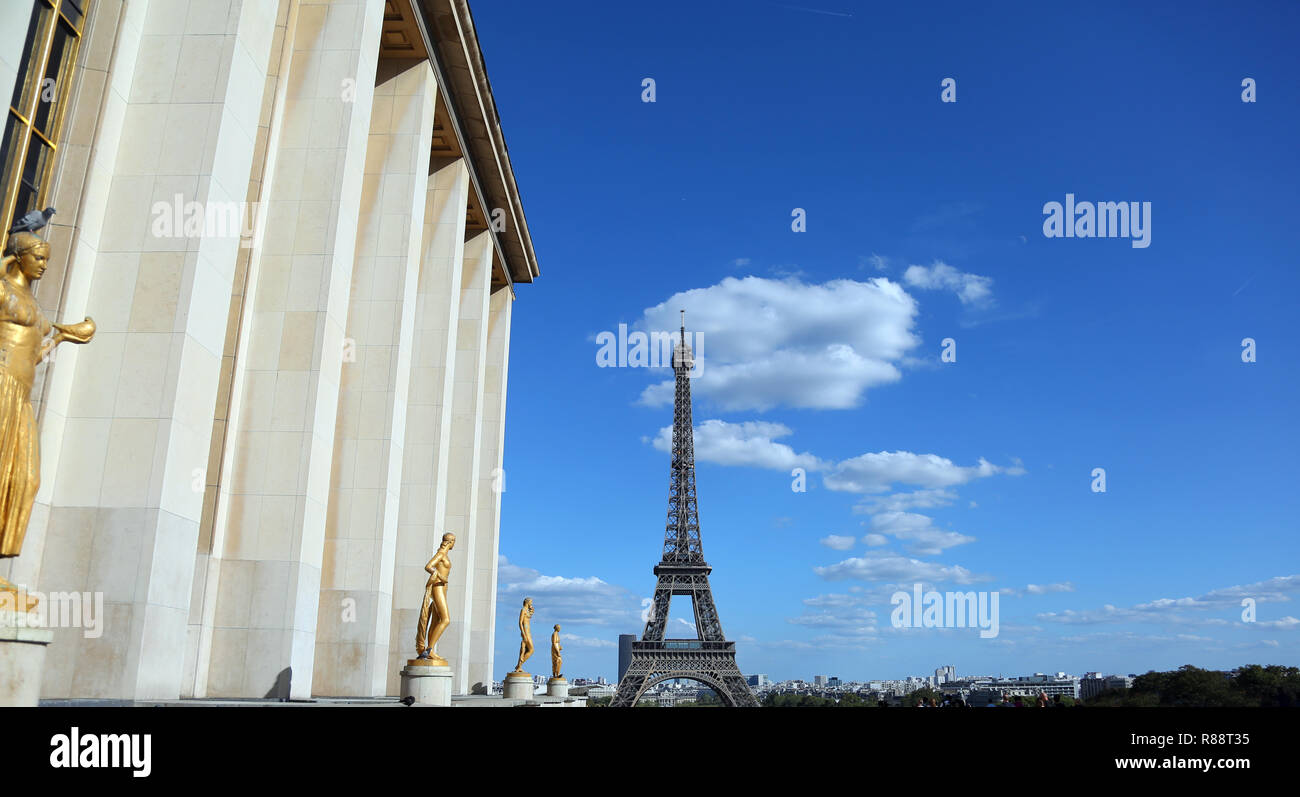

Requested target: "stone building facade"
[{"left": 0, "top": 0, "right": 537, "bottom": 700}]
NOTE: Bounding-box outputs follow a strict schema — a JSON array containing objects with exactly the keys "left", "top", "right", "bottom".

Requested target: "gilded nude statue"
[
  {"left": 413, "top": 532, "right": 455, "bottom": 665},
  {"left": 512, "top": 597, "right": 534, "bottom": 673}
]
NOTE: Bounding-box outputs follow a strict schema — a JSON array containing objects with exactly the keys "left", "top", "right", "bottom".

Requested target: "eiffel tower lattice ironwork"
[{"left": 611, "top": 313, "right": 759, "bottom": 707}]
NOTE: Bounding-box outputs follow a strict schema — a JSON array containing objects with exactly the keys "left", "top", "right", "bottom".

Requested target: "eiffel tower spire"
[
  {"left": 664, "top": 310, "right": 702, "bottom": 564},
  {"left": 611, "top": 312, "right": 759, "bottom": 707}
]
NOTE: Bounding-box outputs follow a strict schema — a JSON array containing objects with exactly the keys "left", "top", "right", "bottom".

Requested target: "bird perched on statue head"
[{"left": 9, "top": 207, "right": 55, "bottom": 234}]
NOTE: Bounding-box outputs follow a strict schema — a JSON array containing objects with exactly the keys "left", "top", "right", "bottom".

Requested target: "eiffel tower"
[{"left": 611, "top": 313, "right": 759, "bottom": 707}]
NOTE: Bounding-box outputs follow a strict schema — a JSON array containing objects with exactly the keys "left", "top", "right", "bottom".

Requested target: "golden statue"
[
  {"left": 0, "top": 232, "right": 94, "bottom": 604},
  {"left": 512, "top": 597, "right": 534, "bottom": 673},
  {"left": 411, "top": 532, "right": 455, "bottom": 666},
  {"left": 550, "top": 623, "right": 563, "bottom": 679}
]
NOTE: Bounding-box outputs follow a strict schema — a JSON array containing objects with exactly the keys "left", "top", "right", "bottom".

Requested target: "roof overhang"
[{"left": 382, "top": 0, "right": 540, "bottom": 287}]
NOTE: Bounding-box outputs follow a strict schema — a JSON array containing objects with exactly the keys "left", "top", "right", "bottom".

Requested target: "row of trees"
[{"left": 1087, "top": 664, "right": 1300, "bottom": 707}]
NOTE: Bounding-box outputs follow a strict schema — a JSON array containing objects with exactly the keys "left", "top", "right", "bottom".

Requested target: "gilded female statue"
[
  {"left": 550, "top": 623, "right": 562, "bottom": 679},
  {"left": 414, "top": 532, "right": 455, "bottom": 665},
  {"left": 513, "top": 597, "right": 534, "bottom": 673},
  {"left": 0, "top": 232, "right": 94, "bottom": 592}
]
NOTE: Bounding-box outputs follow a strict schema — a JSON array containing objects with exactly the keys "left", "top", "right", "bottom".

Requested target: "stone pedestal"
[
  {"left": 0, "top": 610, "right": 52, "bottom": 707},
  {"left": 400, "top": 662, "right": 453, "bottom": 707},
  {"left": 546, "top": 677, "right": 568, "bottom": 698},
  {"left": 503, "top": 672, "right": 534, "bottom": 700}
]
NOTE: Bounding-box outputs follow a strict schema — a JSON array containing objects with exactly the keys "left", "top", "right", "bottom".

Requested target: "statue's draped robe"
[{"left": 0, "top": 276, "right": 47, "bottom": 556}]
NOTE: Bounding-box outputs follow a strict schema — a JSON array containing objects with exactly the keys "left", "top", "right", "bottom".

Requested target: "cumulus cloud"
[
  {"left": 854, "top": 488, "right": 957, "bottom": 514},
  {"left": 814, "top": 551, "right": 988, "bottom": 584},
  {"left": 903, "top": 261, "right": 993, "bottom": 307},
  {"left": 1000, "top": 581, "right": 1076, "bottom": 598},
  {"left": 1256, "top": 616, "right": 1299, "bottom": 630},
  {"left": 1026, "top": 582, "right": 1076, "bottom": 595},
  {"left": 866, "top": 511, "right": 975, "bottom": 555},
  {"left": 1038, "top": 575, "right": 1300, "bottom": 627},
  {"left": 650, "top": 419, "right": 826, "bottom": 470},
  {"left": 1061, "top": 631, "right": 1215, "bottom": 644},
  {"left": 862, "top": 533, "right": 888, "bottom": 547},
  {"left": 825, "top": 451, "right": 1023, "bottom": 494},
  {"left": 819, "top": 534, "right": 856, "bottom": 551},
  {"left": 559, "top": 633, "right": 616, "bottom": 649},
  {"left": 497, "top": 556, "right": 642, "bottom": 628},
  {"left": 649, "top": 424, "right": 1022, "bottom": 499},
  {"left": 787, "top": 593, "right": 879, "bottom": 644},
  {"left": 636, "top": 276, "right": 920, "bottom": 411}
]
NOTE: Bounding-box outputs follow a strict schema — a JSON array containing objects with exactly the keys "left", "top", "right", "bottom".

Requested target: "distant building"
[
  {"left": 1080, "top": 674, "right": 1134, "bottom": 701},
  {"left": 814, "top": 675, "right": 828, "bottom": 686},
  {"left": 618, "top": 635, "right": 636, "bottom": 683},
  {"left": 747, "top": 674, "right": 769, "bottom": 687},
  {"left": 828, "top": 677, "right": 841, "bottom": 688}
]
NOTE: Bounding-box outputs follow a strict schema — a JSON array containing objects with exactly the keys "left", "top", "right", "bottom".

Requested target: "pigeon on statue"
[{"left": 9, "top": 206, "right": 55, "bottom": 234}]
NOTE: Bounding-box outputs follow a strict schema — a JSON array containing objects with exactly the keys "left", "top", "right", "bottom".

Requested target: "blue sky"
[{"left": 470, "top": 0, "right": 1300, "bottom": 682}]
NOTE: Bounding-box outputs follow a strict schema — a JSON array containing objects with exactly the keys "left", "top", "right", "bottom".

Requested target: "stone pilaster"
[
  {"left": 438, "top": 231, "right": 493, "bottom": 693},
  {"left": 30, "top": 0, "right": 281, "bottom": 700},
  {"left": 313, "top": 57, "right": 436, "bottom": 696},
  {"left": 200, "top": 0, "right": 387, "bottom": 699},
  {"left": 386, "top": 157, "right": 469, "bottom": 694},
  {"left": 467, "top": 285, "right": 511, "bottom": 690}
]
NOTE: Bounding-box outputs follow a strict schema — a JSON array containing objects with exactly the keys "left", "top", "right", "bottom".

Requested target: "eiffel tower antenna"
[{"left": 612, "top": 314, "right": 758, "bottom": 707}]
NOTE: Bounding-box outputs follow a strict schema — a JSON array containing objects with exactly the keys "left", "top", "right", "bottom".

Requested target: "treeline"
[
  {"left": 1088, "top": 664, "right": 1300, "bottom": 707},
  {"left": 762, "top": 692, "right": 880, "bottom": 707}
]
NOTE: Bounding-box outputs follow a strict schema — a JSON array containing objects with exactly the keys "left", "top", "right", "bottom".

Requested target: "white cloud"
[
  {"left": 497, "top": 556, "right": 642, "bottom": 628},
  {"left": 862, "top": 533, "right": 888, "bottom": 547},
  {"left": 559, "top": 633, "right": 616, "bottom": 649},
  {"left": 787, "top": 593, "right": 879, "bottom": 643},
  {"left": 650, "top": 425, "right": 1023, "bottom": 501},
  {"left": 854, "top": 488, "right": 957, "bottom": 514},
  {"left": 1001, "top": 581, "right": 1077, "bottom": 598},
  {"left": 1026, "top": 582, "right": 1076, "bottom": 595},
  {"left": 1060, "top": 631, "right": 1216, "bottom": 644},
  {"left": 1256, "top": 616, "right": 1299, "bottom": 630},
  {"left": 903, "top": 261, "right": 993, "bottom": 307},
  {"left": 862, "top": 253, "right": 888, "bottom": 271},
  {"left": 731, "top": 257, "right": 751, "bottom": 267},
  {"left": 825, "top": 451, "right": 1023, "bottom": 494},
  {"left": 814, "top": 551, "right": 987, "bottom": 584},
  {"left": 867, "top": 511, "right": 975, "bottom": 555},
  {"left": 650, "top": 419, "right": 826, "bottom": 470},
  {"left": 820, "top": 534, "right": 856, "bottom": 551},
  {"left": 636, "top": 276, "right": 920, "bottom": 411},
  {"left": 1038, "top": 575, "right": 1300, "bottom": 627}
]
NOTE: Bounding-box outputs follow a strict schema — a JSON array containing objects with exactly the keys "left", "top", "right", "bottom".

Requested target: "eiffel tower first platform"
[{"left": 611, "top": 314, "right": 759, "bottom": 707}]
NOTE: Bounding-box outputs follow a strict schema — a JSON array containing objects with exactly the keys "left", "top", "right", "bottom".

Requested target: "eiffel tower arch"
[{"left": 612, "top": 314, "right": 759, "bottom": 708}]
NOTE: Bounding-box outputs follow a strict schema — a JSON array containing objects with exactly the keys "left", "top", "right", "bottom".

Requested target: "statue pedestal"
[
  {"left": 503, "top": 672, "right": 534, "bottom": 699},
  {"left": 547, "top": 677, "right": 568, "bottom": 698},
  {"left": 400, "top": 662, "right": 452, "bottom": 707},
  {"left": 0, "top": 609, "right": 52, "bottom": 707}
]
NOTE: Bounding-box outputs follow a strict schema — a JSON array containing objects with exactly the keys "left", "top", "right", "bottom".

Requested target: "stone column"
[
  {"left": 386, "top": 157, "right": 469, "bottom": 694},
  {"left": 467, "top": 285, "right": 511, "bottom": 690},
  {"left": 199, "top": 0, "right": 386, "bottom": 699},
  {"left": 27, "top": 0, "right": 281, "bottom": 700},
  {"left": 312, "top": 57, "right": 436, "bottom": 697},
  {"left": 439, "top": 231, "right": 493, "bottom": 693}
]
